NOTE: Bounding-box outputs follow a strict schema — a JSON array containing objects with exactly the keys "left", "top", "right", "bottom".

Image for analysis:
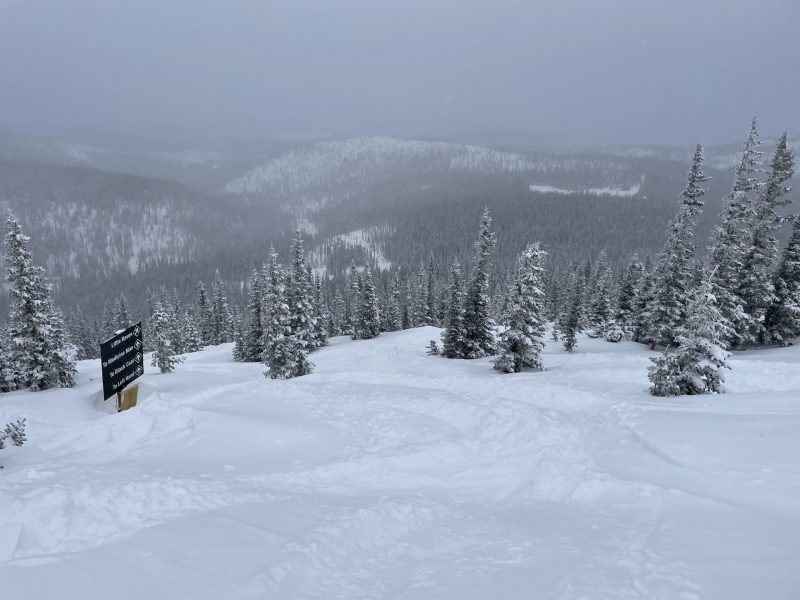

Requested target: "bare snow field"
[{"left": 1, "top": 327, "right": 799, "bottom": 599}]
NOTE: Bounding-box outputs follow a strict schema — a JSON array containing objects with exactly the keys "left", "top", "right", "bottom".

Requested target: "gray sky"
[{"left": 0, "top": 0, "right": 797, "bottom": 147}]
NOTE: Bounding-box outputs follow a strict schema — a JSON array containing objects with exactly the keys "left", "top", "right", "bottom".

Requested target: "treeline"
[{"left": 4, "top": 119, "right": 798, "bottom": 398}]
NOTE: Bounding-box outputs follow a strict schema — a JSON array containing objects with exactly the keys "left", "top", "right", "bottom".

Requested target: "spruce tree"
[
  {"left": 708, "top": 118, "right": 764, "bottom": 347},
  {"left": 355, "top": 264, "right": 381, "bottom": 339},
  {"left": 462, "top": 208, "right": 497, "bottom": 358},
  {"left": 586, "top": 250, "right": 612, "bottom": 337},
  {"left": 115, "top": 294, "right": 131, "bottom": 330},
  {"left": 182, "top": 308, "right": 203, "bottom": 353},
  {"left": 310, "top": 269, "right": 329, "bottom": 347},
  {"left": 493, "top": 243, "right": 547, "bottom": 373},
  {"left": 3, "top": 212, "right": 77, "bottom": 392},
  {"left": 441, "top": 259, "right": 466, "bottom": 358},
  {"left": 425, "top": 253, "right": 437, "bottom": 326},
  {"left": 738, "top": 132, "right": 795, "bottom": 344},
  {"left": 195, "top": 281, "right": 213, "bottom": 346},
  {"left": 210, "top": 270, "right": 233, "bottom": 344},
  {"left": 150, "top": 301, "right": 183, "bottom": 374},
  {"left": 649, "top": 277, "right": 733, "bottom": 396},
  {"left": 239, "top": 268, "right": 264, "bottom": 362},
  {"left": 287, "top": 230, "right": 316, "bottom": 351},
  {"left": 646, "top": 144, "right": 708, "bottom": 347},
  {"left": 386, "top": 274, "right": 403, "bottom": 332},
  {"left": 262, "top": 252, "right": 312, "bottom": 379},
  {"left": 560, "top": 269, "right": 583, "bottom": 353},
  {"left": 765, "top": 218, "right": 800, "bottom": 344},
  {"left": 616, "top": 254, "right": 644, "bottom": 338}
]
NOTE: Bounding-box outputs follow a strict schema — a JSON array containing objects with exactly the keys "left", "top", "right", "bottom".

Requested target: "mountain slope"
[{"left": 1, "top": 328, "right": 799, "bottom": 598}]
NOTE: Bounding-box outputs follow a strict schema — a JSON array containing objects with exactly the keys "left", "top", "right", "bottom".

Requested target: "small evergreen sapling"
[
  {"left": 0, "top": 419, "right": 27, "bottom": 448},
  {"left": 426, "top": 340, "right": 440, "bottom": 356}
]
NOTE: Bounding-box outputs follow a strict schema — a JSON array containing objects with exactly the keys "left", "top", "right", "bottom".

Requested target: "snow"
[
  {"left": 529, "top": 181, "right": 641, "bottom": 197},
  {"left": 1, "top": 328, "right": 800, "bottom": 599},
  {"left": 310, "top": 227, "right": 394, "bottom": 273}
]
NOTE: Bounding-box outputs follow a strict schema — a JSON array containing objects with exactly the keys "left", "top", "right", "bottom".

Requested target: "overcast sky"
[{"left": 0, "top": 0, "right": 797, "bottom": 147}]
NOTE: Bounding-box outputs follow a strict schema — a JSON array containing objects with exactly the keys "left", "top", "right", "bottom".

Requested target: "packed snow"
[{"left": 1, "top": 328, "right": 799, "bottom": 599}]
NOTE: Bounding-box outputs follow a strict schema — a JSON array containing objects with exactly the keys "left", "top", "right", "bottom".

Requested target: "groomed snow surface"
[{"left": 1, "top": 328, "right": 799, "bottom": 599}]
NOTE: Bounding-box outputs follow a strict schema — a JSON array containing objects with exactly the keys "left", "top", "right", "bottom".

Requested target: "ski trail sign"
[{"left": 100, "top": 322, "right": 144, "bottom": 400}]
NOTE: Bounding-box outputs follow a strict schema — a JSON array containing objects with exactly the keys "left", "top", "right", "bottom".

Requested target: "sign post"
[{"left": 100, "top": 322, "right": 144, "bottom": 411}]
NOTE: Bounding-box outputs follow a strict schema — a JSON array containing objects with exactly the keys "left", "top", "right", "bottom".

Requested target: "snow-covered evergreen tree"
[
  {"left": 182, "top": 308, "right": 203, "bottom": 353},
  {"left": 3, "top": 212, "right": 77, "bottom": 392},
  {"left": 649, "top": 277, "right": 733, "bottom": 396},
  {"left": 114, "top": 294, "right": 131, "bottom": 330},
  {"left": 425, "top": 253, "right": 438, "bottom": 326},
  {"left": 586, "top": 250, "right": 612, "bottom": 337},
  {"left": 210, "top": 270, "right": 233, "bottom": 345},
  {"left": 262, "top": 251, "right": 312, "bottom": 379},
  {"left": 616, "top": 254, "right": 644, "bottom": 338},
  {"left": 238, "top": 269, "right": 264, "bottom": 362},
  {"left": 385, "top": 274, "right": 403, "bottom": 332},
  {"left": 355, "top": 264, "right": 381, "bottom": 339},
  {"left": 287, "top": 230, "right": 316, "bottom": 351},
  {"left": 493, "top": 243, "right": 547, "bottom": 373},
  {"left": 441, "top": 259, "right": 466, "bottom": 358},
  {"left": 310, "top": 269, "right": 329, "bottom": 348},
  {"left": 765, "top": 217, "right": 800, "bottom": 344},
  {"left": 462, "top": 208, "right": 496, "bottom": 358},
  {"left": 646, "top": 144, "right": 708, "bottom": 347},
  {"left": 560, "top": 269, "right": 583, "bottom": 353},
  {"left": 708, "top": 117, "right": 764, "bottom": 347},
  {"left": 738, "top": 132, "right": 795, "bottom": 344},
  {"left": 195, "top": 281, "right": 213, "bottom": 345},
  {"left": 150, "top": 301, "right": 183, "bottom": 374}
]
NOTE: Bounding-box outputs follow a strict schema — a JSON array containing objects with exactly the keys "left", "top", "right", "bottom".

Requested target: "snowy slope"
[{"left": 1, "top": 329, "right": 800, "bottom": 599}]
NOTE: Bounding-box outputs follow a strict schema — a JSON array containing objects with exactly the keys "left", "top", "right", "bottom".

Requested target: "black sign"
[{"left": 100, "top": 322, "right": 144, "bottom": 400}]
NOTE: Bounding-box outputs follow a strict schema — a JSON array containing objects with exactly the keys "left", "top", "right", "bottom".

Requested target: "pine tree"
[
  {"left": 310, "top": 269, "right": 329, "bottom": 347},
  {"left": 195, "top": 281, "right": 213, "bottom": 346},
  {"left": 101, "top": 301, "right": 116, "bottom": 341},
  {"left": 616, "top": 254, "right": 644, "bottom": 338},
  {"left": 355, "top": 264, "right": 381, "bottom": 339},
  {"left": 210, "top": 270, "right": 233, "bottom": 344},
  {"left": 632, "top": 258, "right": 655, "bottom": 343},
  {"left": 493, "top": 243, "right": 547, "bottom": 373},
  {"left": 262, "top": 251, "right": 312, "bottom": 379},
  {"left": 708, "top": 118, "right": 764, "bottom": 347},
  {"left": 426, "top": 340, "right": 440, "bottom": 356},
  {"left": 738, "top": 132, "right": 795, "bottom": 344},
  {"left": 646, "top": 144, "right": 708, "bottom": 347},
  {"left": 331, "top": 288, "right": 346, "bottom": 336},
  {"left": 441, "top": 259, "right": 466, "bottom": 358},
  {"left": 560, "top": 269, "right": 583, "bottom": 353},
  {"left": 586, "top": 250, "right": 612, "bottom": 337},
  {"left": 649, "top": 277, "right": 733, "bottom": 396},
  {"left": 182, "top": 308, "right": 203, "bottom": 353},
  {"left": 150, "top": 301, "right": 183, "bottom": 374},
  {"left": 238, "top": 269, "right": 264, "bottom": 362},
  {"left": 287, "top": 230, "right": 316, "bottom": 351},
  {"left": 3, "top": 212, "right": 77, "bottom": 392},
  {"left": 425, "top": 253, "right": 438, "bottom": 326},
  {"left": 114, "top": 294, "right": 131, "bottom": 330},
  {"left": 385, "top": 274, "right": 403, "bottom": 332},
  {"left": 462, "top": 208, "right": 497, "bottom": 358},
  {"left": 765, "top": 218, "right": 800, "bottom": 344}
]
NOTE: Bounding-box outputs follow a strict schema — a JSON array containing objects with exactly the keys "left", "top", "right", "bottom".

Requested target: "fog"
[{"left": 0, "top": 0, "right": 797, "bottom": 147}]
